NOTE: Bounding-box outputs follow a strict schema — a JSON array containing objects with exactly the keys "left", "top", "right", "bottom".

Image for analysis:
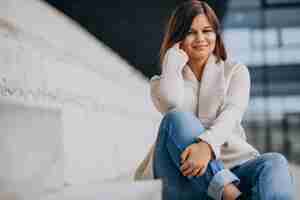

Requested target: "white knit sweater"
[{"left": 134, "top": 53, "right": 259, "bottom": 180}]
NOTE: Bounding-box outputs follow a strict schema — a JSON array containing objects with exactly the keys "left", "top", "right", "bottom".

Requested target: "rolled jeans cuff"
[{"left": 207, "top": 169, "right": 240, "bottom": 200}]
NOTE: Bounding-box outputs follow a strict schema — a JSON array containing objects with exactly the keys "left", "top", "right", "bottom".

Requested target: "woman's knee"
[
  {"left": 159, "top": 111, "right": 205, "bottom": 149},
  {"left": 260, "top": 152, "right": 288, "bottom": 168},
  {"left": 258, "top": 152, "right": 290, "bottom": 181},
  {"left": 255, "top": 153, "right": 293, "bottom": 199},
  {"left": 162, "top": 111, "right": 204, "bottom": 131},
  {"left": 260, "top": 153, "right": 294, "bottom": 199}
]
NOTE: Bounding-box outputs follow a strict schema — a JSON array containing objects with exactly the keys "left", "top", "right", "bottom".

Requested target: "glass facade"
[{"left": 223, "top": 0, "right": 300, "bottom": 162}]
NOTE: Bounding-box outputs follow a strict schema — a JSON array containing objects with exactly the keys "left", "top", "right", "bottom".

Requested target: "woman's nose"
[{"left": 195, "top": 32, "right": 206, "bottom": 41}]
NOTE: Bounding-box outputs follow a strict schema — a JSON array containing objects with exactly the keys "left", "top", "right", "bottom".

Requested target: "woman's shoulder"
[{"left": 223, "top": 58, "right": 249, "bottom": 75}]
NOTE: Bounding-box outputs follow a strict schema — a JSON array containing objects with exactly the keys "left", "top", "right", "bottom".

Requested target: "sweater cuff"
[{"left": 197, "top": 130, "right": 221, "bottom": 159}]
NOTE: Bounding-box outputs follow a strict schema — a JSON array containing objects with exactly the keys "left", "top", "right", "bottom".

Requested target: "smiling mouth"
[
  {"left": 193, "top": 44, "right": 208, "bottom": 47},
  {"left": 193, "top": 45, "right": 208, "bottom": 50}
]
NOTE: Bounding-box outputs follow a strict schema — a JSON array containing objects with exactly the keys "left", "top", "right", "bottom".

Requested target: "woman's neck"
[{"left": 188, "top": 57, "right": 208, "bottom": 81}]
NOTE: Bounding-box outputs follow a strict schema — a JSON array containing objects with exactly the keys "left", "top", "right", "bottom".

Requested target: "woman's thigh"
[
  {"left": 154, "top": 126, "right": 213, "bottom": 200},
  {"left": 153, "top": 111, "right": 220, "bottom": 200},
  {"left": 154, "top": 134, "right": 210, "bottom": 200}
]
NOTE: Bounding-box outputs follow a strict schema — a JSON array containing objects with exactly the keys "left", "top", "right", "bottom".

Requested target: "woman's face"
[{"left": 180, "top": 14, "right": 216, "bottom": 62}]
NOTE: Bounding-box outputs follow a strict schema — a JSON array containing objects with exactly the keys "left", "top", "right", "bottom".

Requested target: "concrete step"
[
  {"left": 41, "top": 180, "right": 162, "bottom": 200},
  {"left": 43, "top": 164, "right": 299, "bottom": 200}
]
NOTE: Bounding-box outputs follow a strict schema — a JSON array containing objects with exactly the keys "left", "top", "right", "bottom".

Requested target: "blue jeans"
[
  {"left": 231, "top": 153, "right": 294, "bottom": 199},
  {"left": 153, "top": 111, "right": 294, "bottom": 200}
]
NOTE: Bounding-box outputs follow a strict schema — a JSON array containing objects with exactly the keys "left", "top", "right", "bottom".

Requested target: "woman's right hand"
[
  {"left": 180, "top": 141, "right": 213, "bottom": 177},
  {"left": 162, "top": 42, "right": 189, "bottom": 73}
]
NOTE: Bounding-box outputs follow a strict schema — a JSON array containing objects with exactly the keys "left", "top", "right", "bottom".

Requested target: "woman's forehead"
[{"left": 191, "top": 14, "right": 212, "bottom": 29}]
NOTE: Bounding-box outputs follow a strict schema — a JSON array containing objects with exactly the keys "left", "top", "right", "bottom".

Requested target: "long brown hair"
[{"left": 159, "top": 0, "right": 226, "bottom": 66}]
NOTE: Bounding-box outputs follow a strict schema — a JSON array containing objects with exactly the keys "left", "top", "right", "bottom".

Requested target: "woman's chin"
[{"left": 190, "top": 53, "right": 209, "bottom": 61}]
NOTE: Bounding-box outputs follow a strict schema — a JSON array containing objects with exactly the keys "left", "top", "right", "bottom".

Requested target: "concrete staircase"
[
  {"left": 0, "top": 0, "right": 161, "bottom": 199},
  {"left": 41, "top": 181, "right": 161, "bottom": 200}
]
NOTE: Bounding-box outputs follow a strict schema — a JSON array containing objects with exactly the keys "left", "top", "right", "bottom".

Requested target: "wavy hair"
[{"left": 159, "top": 0, "right": 226, "bottom": 66}]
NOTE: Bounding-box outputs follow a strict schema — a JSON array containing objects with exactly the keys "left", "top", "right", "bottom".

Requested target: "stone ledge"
[{"left": 41, "top": 180, "right": 162, "bottom": 200}]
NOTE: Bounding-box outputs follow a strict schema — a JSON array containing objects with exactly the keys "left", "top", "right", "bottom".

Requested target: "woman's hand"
[
  {"left": 180, "top": 141, "right": 213, "bottom": 177},
  {"left": 162, "top": 42, "right": 189, "bottom": 73}
]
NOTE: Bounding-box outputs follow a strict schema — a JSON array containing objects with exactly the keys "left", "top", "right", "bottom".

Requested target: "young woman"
[{"left": 135, "top": 1, "right": 294, "bottom": 199}]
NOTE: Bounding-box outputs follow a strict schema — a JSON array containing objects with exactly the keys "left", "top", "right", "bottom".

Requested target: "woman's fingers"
[
  {"left": 182, "top": 164, "right": 194, "bottom": 176},
  {"left": 173, "top": 42, "right": 186, "bottom": 54},
  {"left": 181, "top": 161, "right": 204, "bottom": 177},
  {"left": 174, "top": 42, "right": 181, "bottom": 49},
  {"left": 180, "top": 148, "right": 190, "bottom": 163},
  {"left": 180, "top": 161, "right": 190, "bottom": 172},
  {"left": 180, "top": 162, "right": 193, "bottom": 176},
  {"left": 191, "top": 167, "right": 202, "bottom": 177},
  {"left": 196, "top": 165, "right": 207, "bottom": 177}
]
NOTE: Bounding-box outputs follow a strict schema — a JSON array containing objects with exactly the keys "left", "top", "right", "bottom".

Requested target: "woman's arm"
[
  {"left": 150, "top": 43, "right": 188, "bottom": 114},
  {"left": 197, "top": 64, "right": 250, "bottom": 159}
]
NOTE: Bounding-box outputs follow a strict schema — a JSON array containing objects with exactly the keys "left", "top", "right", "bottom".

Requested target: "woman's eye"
[{"left": 203, "top": 29, "right": 214, "bottom": 33}]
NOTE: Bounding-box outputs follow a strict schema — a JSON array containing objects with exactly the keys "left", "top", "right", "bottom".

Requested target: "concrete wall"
[
  {"left": 0, "top": 99, "right": 63, "bottom": 199},
  {"left": 0, "top": 0, "right": 161, "bottom": 199}
]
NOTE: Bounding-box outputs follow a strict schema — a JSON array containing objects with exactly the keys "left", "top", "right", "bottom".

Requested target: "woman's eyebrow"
[{"left": 190, "top": 26, "right": 213, "bottom": 30}]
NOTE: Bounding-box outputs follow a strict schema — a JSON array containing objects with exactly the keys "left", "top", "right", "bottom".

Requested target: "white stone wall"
[
  {"left": 0, "top": 99, "right": 64, "bottom": 200},
  {"left": 0, "top": 0, "right": 161, "bottom": 198}
]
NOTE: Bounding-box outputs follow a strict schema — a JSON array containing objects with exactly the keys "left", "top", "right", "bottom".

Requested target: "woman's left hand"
[{"left": 180, "top": 141, "right": 213, "bottom": 177}]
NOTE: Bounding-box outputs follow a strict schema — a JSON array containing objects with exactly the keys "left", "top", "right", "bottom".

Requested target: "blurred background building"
[
  {"left": 44, "top": 0, "right": 300, "bottom": 163},
  {"left": 223, "top": 0, "right": 300, "bottom": 163}
]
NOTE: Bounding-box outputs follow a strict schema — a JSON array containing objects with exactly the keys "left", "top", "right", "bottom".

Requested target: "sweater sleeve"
[
  {"left": 149, "top": 66, "right": 185, "bottom": 114},
  {"left": 197, "top": 64, "right": 250, "bottom": 159},
  {"left": 149, "top": 44, "right": 187, "bottom": 114}
]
